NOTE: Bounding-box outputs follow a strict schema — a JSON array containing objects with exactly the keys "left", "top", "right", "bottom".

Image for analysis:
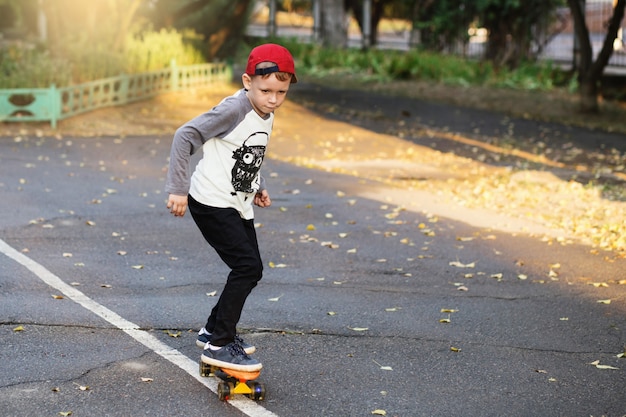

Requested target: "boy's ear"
[{"left": 242, "top": 73, "right": 253, "bottom": 89}]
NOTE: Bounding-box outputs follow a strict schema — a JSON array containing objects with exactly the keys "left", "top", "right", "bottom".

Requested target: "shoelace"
[
  {"left": 227, "top": 341, "right": 250, "bottom": 359},
  {"left": 201, "top": 332, "right": 248, "bottom": 348}
]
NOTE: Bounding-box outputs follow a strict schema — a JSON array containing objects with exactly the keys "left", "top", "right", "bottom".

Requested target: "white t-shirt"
[{"left": 165, "top": 89, "right": 273, "bottom": 219}]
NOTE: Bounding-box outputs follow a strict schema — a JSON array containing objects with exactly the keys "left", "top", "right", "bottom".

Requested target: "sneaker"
[
  {"left": 201, "top": 342, "right": 262, "bottom": 372},
  {"left": 196, "top": 329, "right": 256, "bottom": 354}
]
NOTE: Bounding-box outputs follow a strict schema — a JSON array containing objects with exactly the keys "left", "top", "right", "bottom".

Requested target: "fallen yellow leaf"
[
  {"left": 13, "top": 325, "right": 24, "bottom": 332},
  {"left": 589, "top": 360, "right": 619, "bottom": 370},
  {"left": 449, "top": 261, "right": 475, "bottom": 268},
  {"left": 372, "top": 410, "right": 387, "bottom": 416},
  {"left": 595, "top": 365, "right": 619, "bottom": 370}
]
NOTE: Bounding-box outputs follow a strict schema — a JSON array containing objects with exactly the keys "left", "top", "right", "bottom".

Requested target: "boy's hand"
[
  {"left": 167, "top": 194, "right": 188, "bottom": 217},
  {"left": 254, "top": 189, "right": 272, "bottom": 208}
]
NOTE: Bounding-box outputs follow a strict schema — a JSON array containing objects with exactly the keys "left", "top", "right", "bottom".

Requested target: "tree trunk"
[
  {"left": 112, "top": 0, "right": 142, "bottom": 51},
  {"left": 207, "top": 0, "right": 253, "bottom": 60},
  {"left": 320, "top": 0, "right": 347, "bottom": 48},
  {"left": 345, "top": 0, "right": 386, "bottom": 48},
  {"left": 579, "top": 75, "right": 600, "bottom": 113},
  {"left": 567, "top": 0, "right": 626, "bottom": 113}
]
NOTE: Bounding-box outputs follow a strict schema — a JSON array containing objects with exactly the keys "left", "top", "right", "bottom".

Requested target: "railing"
[{"left": 0, "top": 60, "right": 232, "bottom": 128}]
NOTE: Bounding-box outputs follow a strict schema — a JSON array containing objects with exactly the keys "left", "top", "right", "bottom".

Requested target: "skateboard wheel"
[
  {"left": 249, "top": 381, "right": 266, "bottom": 401},
  {"left": 199, "top": 360, "right": 212, "bottom": 377},
  {"left": 217, "top": 381, "right": 231, "bottom": 401}
]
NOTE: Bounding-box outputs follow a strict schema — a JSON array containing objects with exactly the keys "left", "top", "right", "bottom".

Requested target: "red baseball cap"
[{"left": 245, "top": 43, "right": 297, "bottom": 83}]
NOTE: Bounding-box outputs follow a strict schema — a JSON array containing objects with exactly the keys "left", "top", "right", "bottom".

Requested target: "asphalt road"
[{"left": 1, "top": 124, "right": 625, "bottom": 416}]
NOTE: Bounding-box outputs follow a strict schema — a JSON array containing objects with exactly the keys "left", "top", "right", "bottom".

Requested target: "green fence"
[{"left": 0, "top": 61, "right": 232, "bottom": 128}]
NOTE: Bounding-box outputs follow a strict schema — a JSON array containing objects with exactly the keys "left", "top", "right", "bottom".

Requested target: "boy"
[{"left": 165, "top": 43, "right": 297, "bottom": 372}]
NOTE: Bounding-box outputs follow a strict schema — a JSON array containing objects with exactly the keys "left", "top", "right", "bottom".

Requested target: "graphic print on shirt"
[{"left": 231, "top": 132, "right": 268, "bottom": 194}]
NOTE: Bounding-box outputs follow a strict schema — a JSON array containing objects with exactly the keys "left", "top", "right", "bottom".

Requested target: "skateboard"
[{"left": 199, "top": 361, "right": 266, "bottom": 401}]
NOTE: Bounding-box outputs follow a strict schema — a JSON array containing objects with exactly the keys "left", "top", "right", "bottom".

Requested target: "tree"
[
  {"left": 344, "top": 0, "right": 388, "bottom": 47},
  {"left": 567, "top": 0, "right": 626, "bottom": 113},
  {"left": 409, "top": 0, "right": 477, "bottom": 52},
  {"left": 40, "top": 0, "right": 142, "bottom": 53},
  {"left": 150, "top": 0, "right": 254, "bottom": 60},
  {"left": 320, "top": 0, "right": 348, "bottom": 47},
  {"left": 478, "top": 0, "right": 565, "bottom": 68},
  {"left": 405, "top": 0, "right": 565, "bottom": 66}
]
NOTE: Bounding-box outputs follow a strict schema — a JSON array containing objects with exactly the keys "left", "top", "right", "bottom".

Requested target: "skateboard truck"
[{"left": 199, "top": 361, "right": 266, "bottom": 401}]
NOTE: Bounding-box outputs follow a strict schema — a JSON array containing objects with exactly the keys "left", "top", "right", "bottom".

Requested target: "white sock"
[{"left": 208, "top": 344, "right": 222, "bottom": 351}]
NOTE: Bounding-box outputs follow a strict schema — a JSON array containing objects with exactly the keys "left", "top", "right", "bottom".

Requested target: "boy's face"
[{"left": 242, "top": 73, "right": 291, "bottom": 118}]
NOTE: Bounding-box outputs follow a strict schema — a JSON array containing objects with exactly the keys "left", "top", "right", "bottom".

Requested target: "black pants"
[{"left": 188, "top": 195, "right": 263, "bottom": 347}]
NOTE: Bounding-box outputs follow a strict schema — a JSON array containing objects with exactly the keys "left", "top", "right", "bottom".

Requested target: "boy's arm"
[
  {"left": 165, "top": 125, "right": 204, "bottom": 217},
  {"left": 165, "top": 125, "right": 203, "bottom": 196},
  {"left": 165, "top": 95, "right": 240, "bottom": 197}
]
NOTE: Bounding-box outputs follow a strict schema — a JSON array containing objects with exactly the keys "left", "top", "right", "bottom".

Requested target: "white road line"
[{"left": 0, "top": 238, "right": 278, "bottom": 417}]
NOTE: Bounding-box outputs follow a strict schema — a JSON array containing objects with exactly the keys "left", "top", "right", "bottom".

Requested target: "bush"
[
  {"left": 277, "top": 39, "right": 567, "bottom": 91},
  {"left": 0, "top": 45, "right": 72, "bottom": 88},
  {"left": 0, "top": 28, "right": 207, "bottom": 88}
]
